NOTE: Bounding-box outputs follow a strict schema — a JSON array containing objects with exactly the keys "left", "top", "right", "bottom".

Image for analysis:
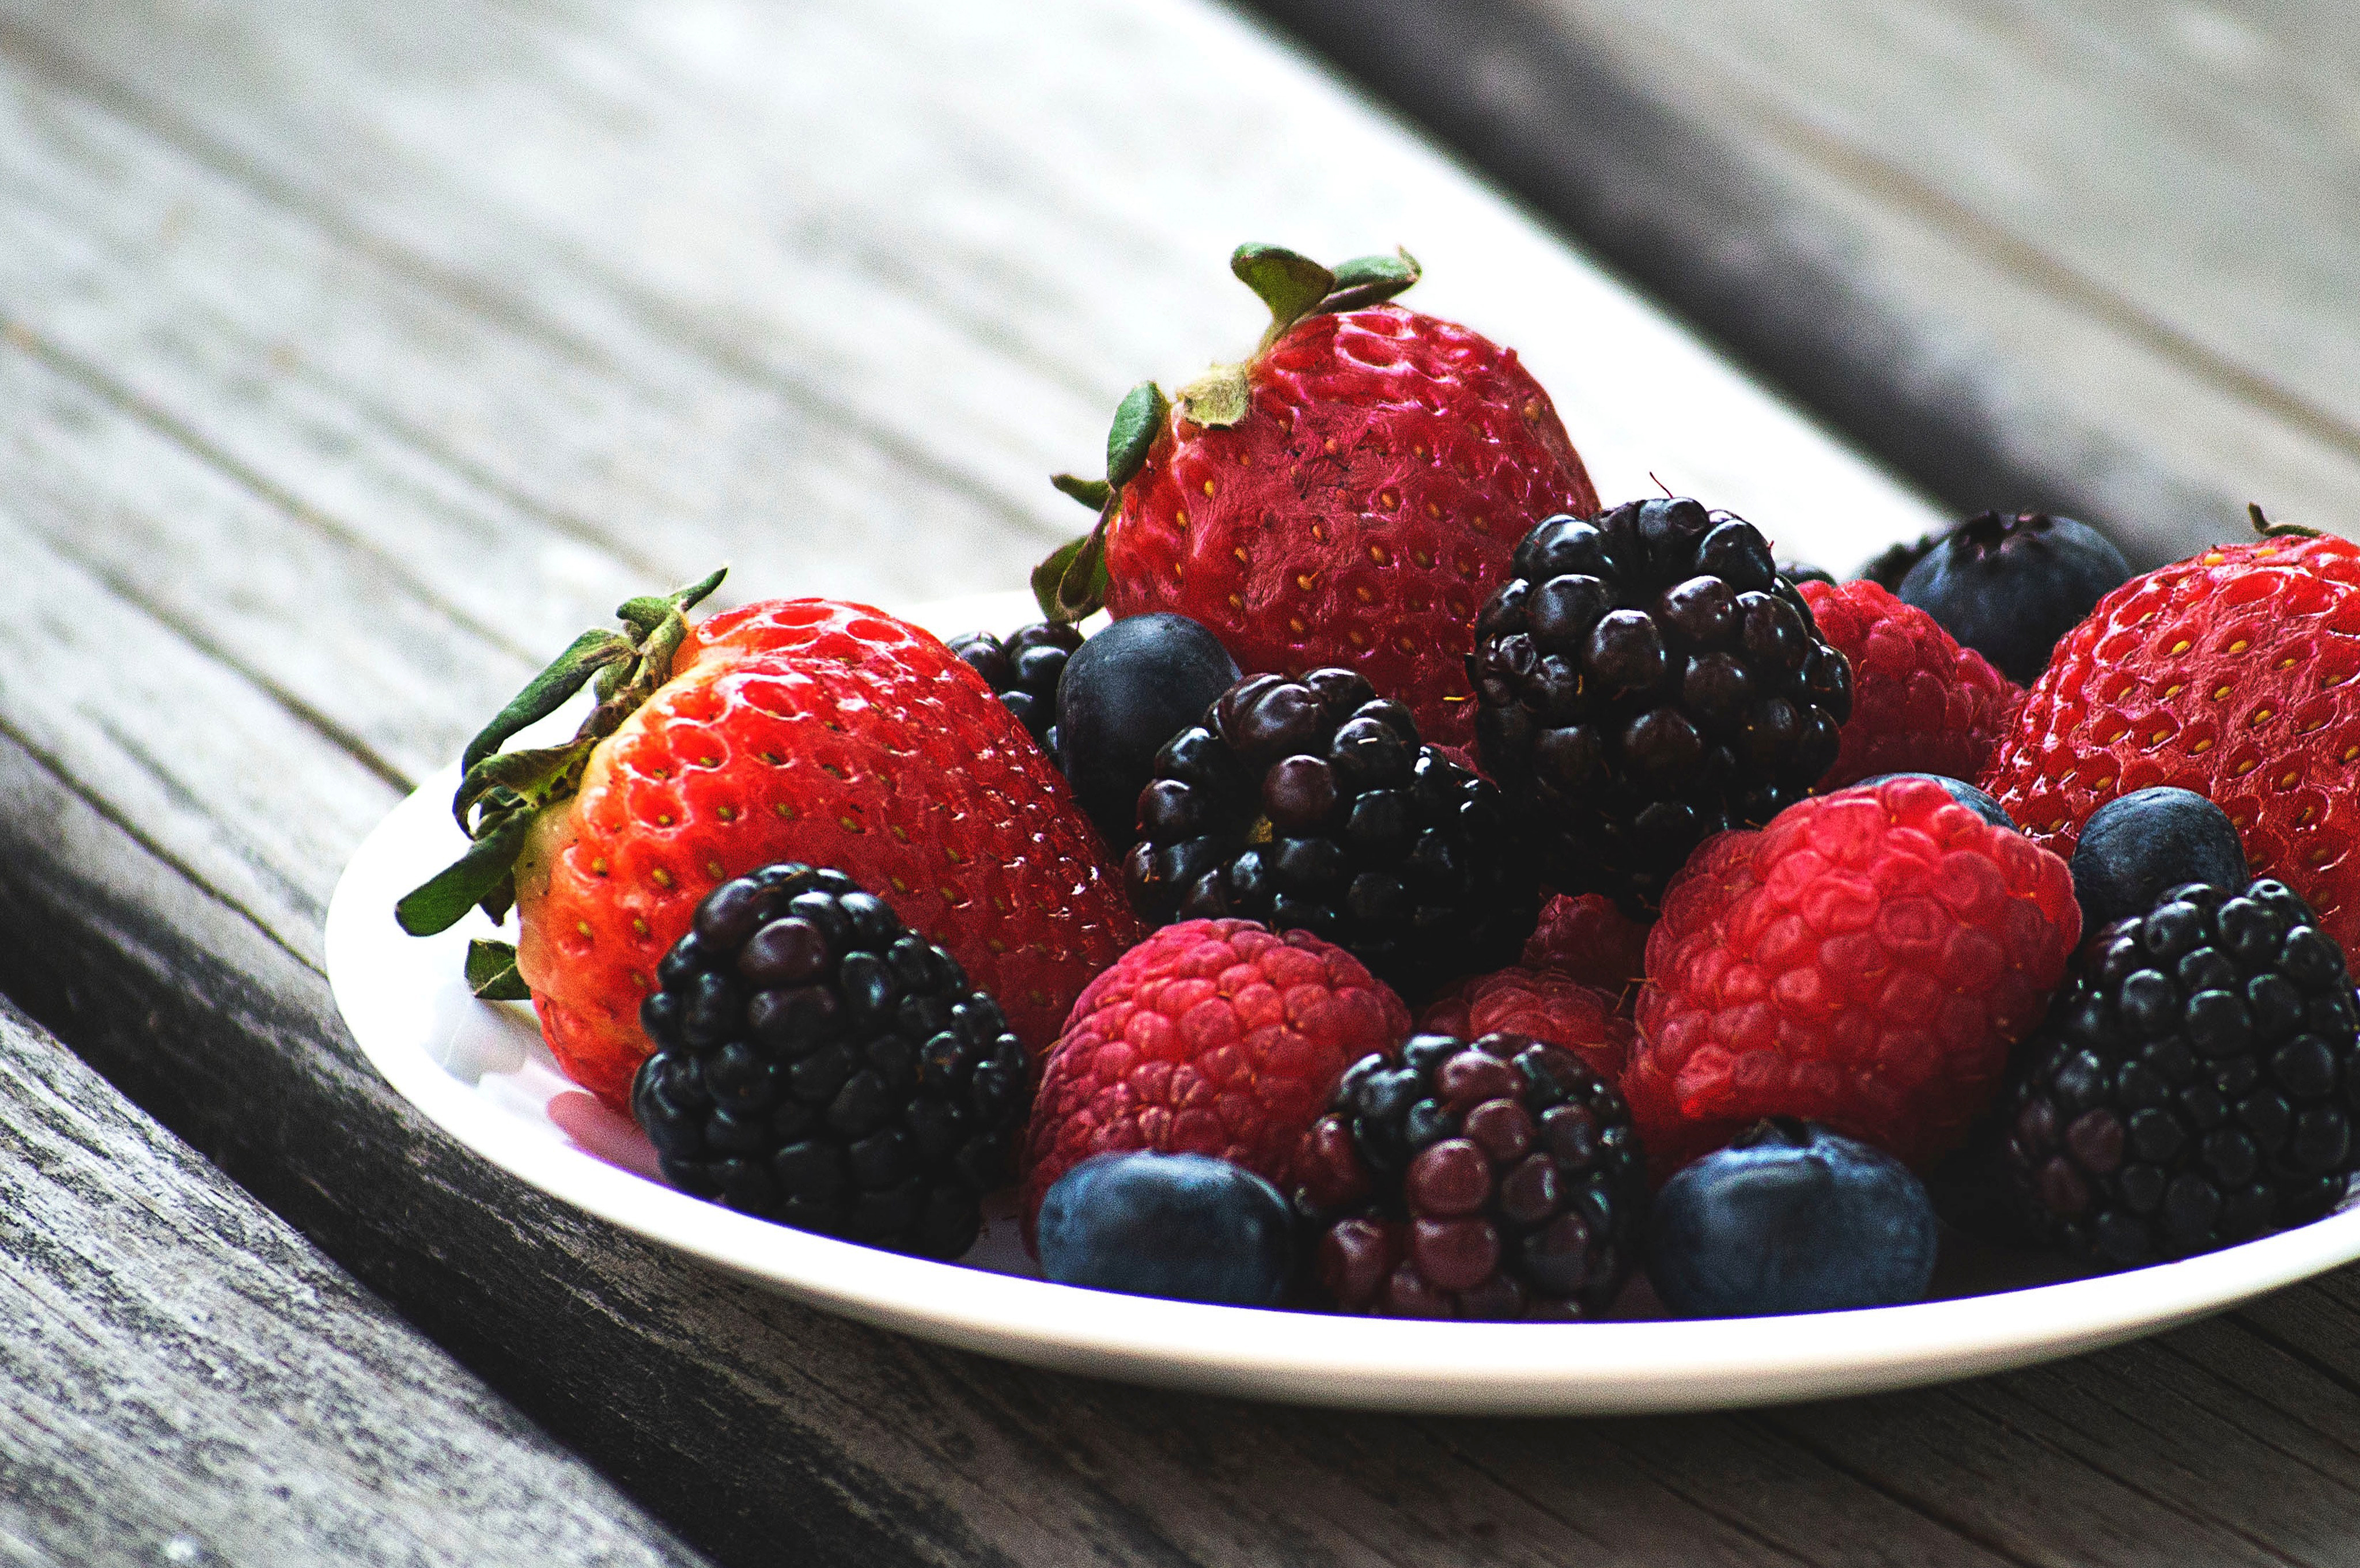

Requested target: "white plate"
[{"left": 324, "top": 592, "right": 2360, "bottom": 1414}]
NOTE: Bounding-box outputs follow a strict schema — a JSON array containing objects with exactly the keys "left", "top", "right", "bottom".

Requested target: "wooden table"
[
  {"left": 3, "top": 1, "right": 2357, "bottom": 1564},
  {"left": 1250, "top": 0, "right": 2360, "bottom": 568}
]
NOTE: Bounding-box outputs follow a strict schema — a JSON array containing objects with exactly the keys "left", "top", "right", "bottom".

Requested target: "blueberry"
[
  {"left": 1776, "top": 559, "right": 1836, "bottom": 587},
  {"left": 1851, "top": 772, "right": 2017, "bottom": 831},
  {"left": 1035, "top": 1152, "right": 1295, "bottom": 1306},
  {"left": 2069, "top": 787, "right": 2248, "bottom": 934},
  {"left": 1648, "top": 1119, "right": 1938, "bottom": 1317},
  {"left": 1897, "top": 512, "right": 2130, "bottom": 685},
  {"left": 1057, "top": 613, "right": 1241, "bottom": 849}
]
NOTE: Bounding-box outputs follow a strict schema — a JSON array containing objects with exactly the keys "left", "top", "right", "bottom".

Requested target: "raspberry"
[
  {"left": 1417, "top": 966, "right": 1633, "bottom": 1082},
  {"left": 1019, "top": 919, "right": 1410, "bottom": 1236},
  {"left": 1798, "top": 579, "right": 2021, "bottom": 792},
  {"left": 1628, "top": 776, "right": 2081, "bottom": 1175},
  {"left": 1521, "top": 892, "right": 1650, "bottom": 999}
]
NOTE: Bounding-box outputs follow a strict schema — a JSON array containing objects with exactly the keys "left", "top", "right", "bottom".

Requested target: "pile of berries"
[{"left": 407, "top": 240, "right": 2360, "bottom": 1322}]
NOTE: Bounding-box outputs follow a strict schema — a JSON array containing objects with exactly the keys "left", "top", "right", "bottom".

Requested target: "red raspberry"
[
  {"left": 1798, "top": 579, "right": 2022, "bottom": 791},
  {"left": 1521, "top": 892, "right": 1649, "bottom": 999},
  {"left": 1627, "top": 777, "right": 2079, "bottom": 1176},
  {"left": 1417, "top": 967, "right": 1633, "bottom": 1082},
  {"left": 1020, "top": 919, "right": 1410, "bottom": 1236}
]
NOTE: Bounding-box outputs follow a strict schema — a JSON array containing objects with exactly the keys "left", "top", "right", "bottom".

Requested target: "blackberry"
[
  {"left": 1296, "top": 1032, "right": 1647, "bottom": 1319},
  {"left": 2002, "top": 878, "right": 2360, "bottom": 1267},
  {"left": 633, "top": 862, "right": 1028, "bottom": 1260},
  {"left": 1123, "top": 668, "right": 1536, "bottom": 998},
  {"left": 1468, "top": 498, "right": 1853, "bottom": 912},
  {"left": 947, "top": 622, "right": 1083, "bottom": 750}
]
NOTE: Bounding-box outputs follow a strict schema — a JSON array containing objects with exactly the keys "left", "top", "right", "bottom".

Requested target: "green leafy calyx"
[
  {"left": 465, "top": 939, "right": 530, "bottom": 1001},
  {"left": 395, "top": 567, "right": 727, "bottom": 937}
]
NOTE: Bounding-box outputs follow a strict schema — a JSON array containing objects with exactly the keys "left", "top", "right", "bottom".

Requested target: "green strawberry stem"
[
  {"left": 1035, "top": 243, "right": 1420, "bottom": 622},
  {"left": 395, "top": 567, "right": 727, "bottom": 937},
  {"left": 2249, "top": 502, "right": 2324, "bottom": 541}
]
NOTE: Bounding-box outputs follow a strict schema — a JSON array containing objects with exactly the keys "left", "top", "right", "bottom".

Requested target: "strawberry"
[
  {"left": 1982, "top": 512, "right": 2360, "bottom": 957},
  {"left": 399, "top": 577, "right": 1144, "bottom": 1112},
  {"left": 1037, "top": 244, "right": 1598, "bottom": 747}
]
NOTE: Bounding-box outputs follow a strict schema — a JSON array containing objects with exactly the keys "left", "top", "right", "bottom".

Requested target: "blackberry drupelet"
[
  {"left": 633, "top": 862, "right": 1028, "bottom": 1260},
  {"left": 1295, "top": 1032, "right": 1647, "bottom": 1319},
  {"left": 947, "top": 622, "right": 1084, "bottom": 750},
  {"left": 1123, "top": 668, "right": 1535, "bottom": 998},
  {"left": 2003, "top": 878, "right": 2360, "bottom": 1267},
  {"left": 1468, "top": 497, "right": 1854, "bottom": 912}
]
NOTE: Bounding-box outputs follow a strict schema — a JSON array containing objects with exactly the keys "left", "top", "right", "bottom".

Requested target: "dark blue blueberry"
[
  {"left": 1897, "top": 511, "right": 2131, "bottom": 685},
  {"left": 1035, "top": 1152, "right": 1294, "bottom": 1306},
  {"left": 1648, "top": 1119, "right": 1938, "bottom": 1317},
  {"left": 2070, "top": 787, "right": 2248, "bottom": 934},
  {"left": 1056, "top": 613, "right": 1241, "bottom": 849},
  {"left": 1853, "top": 772, "right": 2017, "bottom": 831}
]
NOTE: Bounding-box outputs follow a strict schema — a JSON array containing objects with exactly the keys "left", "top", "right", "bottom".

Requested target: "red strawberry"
[
  {"left": 1983, "top": 516, "right": 2360, "bottom": 956},
  {"left": 1037, "top": 245, "right": 1597, "bottom": 747},
  {"left": 1798, "top": 578, "right": 2022, "bottom": 791},
  {"left": 1628, "top": 777, "right": 2079, "bottom": 1176},
  {"left": 1416, "top": 965, "right": 1633, "bottom": 1082},
  {"left": 1020, "top": 918, "right": 1410, "bottom": 1236},
  {"left": 1521, "top": 892, "right": 1650, "bottom": 1001},
  {"left": 400, "top": 580, "right": 1144, "bottom": 1112}
]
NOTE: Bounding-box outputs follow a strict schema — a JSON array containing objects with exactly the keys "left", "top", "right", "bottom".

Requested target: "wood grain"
[
  {"left": 0, "top": 997, "right": 704, "bottom": 1567},
  {"left": 1243, "top": 0, "right": 2360, "bottom": 567},
  {"left": 1, "top": 0, "right": 2357, "bottom": 1565}
]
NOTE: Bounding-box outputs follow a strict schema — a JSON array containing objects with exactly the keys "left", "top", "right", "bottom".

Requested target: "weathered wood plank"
[
  {"left": 1243, "top": 0, "right": 2360, "bottom": 565},
  {"left": 0, "top": 0, "right": 1938, "bottom": 579},
  {"left": 0, "top": 997, "right": 705, "bottom": 1567},
  {"left": 2, "top": 0, "right": 2358, "bottom": 1565}
]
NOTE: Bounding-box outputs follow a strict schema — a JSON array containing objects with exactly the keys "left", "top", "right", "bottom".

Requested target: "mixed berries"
[{"left": 404, "top": 240, "right": 2360, "bottom": 1325}]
